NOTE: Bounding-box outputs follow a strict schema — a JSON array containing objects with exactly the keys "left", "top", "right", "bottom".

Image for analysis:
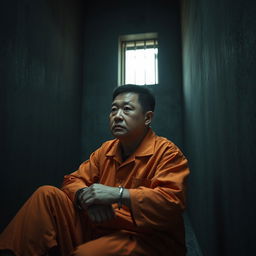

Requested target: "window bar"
[
  {"left": 123, "top": 41, "right": 126, "bottom": 85},
  {"left": 134, "top": 40, "right": 137, "bottom": 85},
  {"left": 156, "top": 40, "right": 158, "bottom": 84},
  {"left": 121, "top": 41, "right": 124, "bottom": 84},
  {"left": 144, "top": 40, "right": 146, "bottom": 85},
  {"left": 122, "top": 38, "right": 158, "bottom": 86},
  {"left": 154, "top": 39, "right": 157, "bottom": 85}
]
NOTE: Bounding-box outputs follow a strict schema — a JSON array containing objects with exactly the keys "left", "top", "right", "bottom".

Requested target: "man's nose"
[{"left": 114, "top": 109, "right": 124, "bottom": 120}]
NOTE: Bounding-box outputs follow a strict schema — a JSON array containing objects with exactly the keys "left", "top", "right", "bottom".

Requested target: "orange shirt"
[{"left": 61, "top": 128, "right": 190, "bottom": 252}]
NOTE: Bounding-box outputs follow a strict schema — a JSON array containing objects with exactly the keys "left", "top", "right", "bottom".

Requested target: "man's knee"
[
  {"left": 36, "top": 185, "right": 58, "bottom": 193},
  {"left": 33, "top": 185, "right": 66, "bottom": 201}
]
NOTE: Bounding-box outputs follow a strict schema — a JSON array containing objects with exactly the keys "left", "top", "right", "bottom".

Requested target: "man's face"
[{"left": 109, "top": 92, "right": 147, "bottom": 140}]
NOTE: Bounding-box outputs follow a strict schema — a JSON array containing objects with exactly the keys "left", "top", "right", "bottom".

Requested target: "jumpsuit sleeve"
[
  {"left": 60, "top": 150, "right": 101, "bottom": 202},
  {"left": 128, "top": 146, "right": 190, "bottom": 231}
]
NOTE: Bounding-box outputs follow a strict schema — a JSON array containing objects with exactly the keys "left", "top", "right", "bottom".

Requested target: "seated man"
[{"left": 0, "top": 84, "right": 190, "bottom": 256}]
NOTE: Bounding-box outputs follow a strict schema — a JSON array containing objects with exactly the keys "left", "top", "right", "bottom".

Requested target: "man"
[{"left": 0, "top": 84, "right": 190, "bottom": 256}]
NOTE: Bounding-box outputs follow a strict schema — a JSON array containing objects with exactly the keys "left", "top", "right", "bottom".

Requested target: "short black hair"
[{"left": 112, "top": 84, "right": 156, "bottom": 113}]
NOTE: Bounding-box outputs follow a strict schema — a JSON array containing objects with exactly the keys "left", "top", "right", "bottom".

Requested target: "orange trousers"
[{"left": 0, "top": 186, "right": 152, "bottom": 256}]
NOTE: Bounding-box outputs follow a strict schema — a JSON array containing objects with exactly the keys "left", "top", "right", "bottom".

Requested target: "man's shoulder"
[
  {"left": 100, "top": 138, "right": 117, "bottom": 148},
  {"left": 154, "top": 133, "right": 174, "bottom": 146},
  {"left": 95, "top": 138, "right": 118, "bottom": 153},
  {"left": 153, "top": 133, "right": 183, "bottom": 154}
]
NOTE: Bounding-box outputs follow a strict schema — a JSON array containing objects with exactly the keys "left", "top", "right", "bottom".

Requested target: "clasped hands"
[{"left": 77, "top": 184, "right": 122, "bottom": 223}]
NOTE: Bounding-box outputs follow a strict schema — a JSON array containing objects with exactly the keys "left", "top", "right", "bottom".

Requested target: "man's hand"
[
  {"left": 79, "top": 184, "right": 119, "bottom": 208},
  {"left": 87, "top": 204, "right": 116, "bottom": 223}
]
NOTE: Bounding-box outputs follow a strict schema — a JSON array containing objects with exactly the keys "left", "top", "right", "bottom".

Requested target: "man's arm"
[
  {"left": 61, "top": 149, "right": 101, "bottom": 202},
  {"left": 77, "top": 183, "right": 131, "bottom": 209},
  {"left": 61, "top": 147, "right": 121, "bottom": 223},
  {"left": 77, "top": 184, "right": 131, "bottom": 223},
  {"left": 72, "top": 145, "right": 189, "bottom": 228}
]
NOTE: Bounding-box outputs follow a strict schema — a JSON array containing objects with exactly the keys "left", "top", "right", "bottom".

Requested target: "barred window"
[{"left": 119, "top": 33, "right": 158, "bottom": 86}]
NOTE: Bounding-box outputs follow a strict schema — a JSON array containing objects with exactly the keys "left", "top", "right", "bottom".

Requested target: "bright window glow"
[
  {"left": 120, "top": 38, "right": 158, "bottom": 86},
  {"left": 125, "top": 48, "right": 158, "bottom": 85}
]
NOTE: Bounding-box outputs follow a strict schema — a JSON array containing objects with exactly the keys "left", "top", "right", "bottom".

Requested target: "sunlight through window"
[
  {"left": 119, "top": 34, "right": 158, "bottom": 86},
  {"left": 125, "top": 47, "right": 158, "bottom": 85}
]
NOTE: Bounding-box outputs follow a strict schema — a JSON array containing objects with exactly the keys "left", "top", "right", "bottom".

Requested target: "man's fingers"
[
  {"left": 80, "top": 189, "right": 97, "bottom": 206},
  {"left": 104, "top": 207, "right": 112, "bottom": 221},
  {"left": 87, "top": 205, "right": 115, "bottom": 223},
  {"left": 81, "top": 197, "right": 94, "bottom": 208},
  {"left": 79, "top": 184, "right": 119, "bottom": 206},
  {"left": 94, "top": 210, "right": 102, "bottom": 223},
  {"left": 106, "top": 205, "right": 115, "bottom": 219},
  {"left": 87, "top": 211, "right": 95, "bottom": 222},
  {"left": 88, "top": 206, "right": 103, "bottom": 222},
  {"left": 80, "top": 186, "right": 105, "bottom": 206}
]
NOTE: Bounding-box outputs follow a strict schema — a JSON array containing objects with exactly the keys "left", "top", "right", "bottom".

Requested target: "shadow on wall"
[{"left": 183, "top": 213, "right": 203, "bottom": 256}]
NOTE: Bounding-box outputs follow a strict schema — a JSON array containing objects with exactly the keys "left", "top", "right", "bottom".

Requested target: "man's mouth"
[{"left": 113, "top": 125, "right": 125, "bottom": 130}]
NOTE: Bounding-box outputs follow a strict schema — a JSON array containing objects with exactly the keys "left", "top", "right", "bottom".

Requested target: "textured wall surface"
[
  {"left": 181, "top": 0, "right": 256, "bottom": 255},
  {"left": 0, "top": 0, "right": 84, "bottom": 230},
  {"left": 81, "top": 0, "right": 184, "bottom": 159}
]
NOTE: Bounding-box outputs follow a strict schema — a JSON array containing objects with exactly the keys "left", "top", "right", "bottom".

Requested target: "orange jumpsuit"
[{"left": 0, "top": 129, "right": 190, "bottom": 256}]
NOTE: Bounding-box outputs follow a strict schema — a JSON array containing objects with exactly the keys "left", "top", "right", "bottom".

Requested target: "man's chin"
[{"left": 112, "top": 131, "right": 128, "bottom": 139}]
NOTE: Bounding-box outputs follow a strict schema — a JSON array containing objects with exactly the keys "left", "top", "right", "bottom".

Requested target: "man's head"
[
  {"left": 109, "top": 84, "right": 155, "bottom": 141},
  {"left": 112, "top": 84, "right": 155, "bottom": 113}
]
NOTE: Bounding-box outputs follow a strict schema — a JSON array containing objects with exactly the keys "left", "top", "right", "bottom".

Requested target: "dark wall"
[
  {"left": 181, "top": 0, "right": 256, "bottom": 255},
  {"left": 81, "top": 0, "right": 184, "bottom": 159},
  {"left": 0, "top": 0, "right": 84, "bottom": 231}
]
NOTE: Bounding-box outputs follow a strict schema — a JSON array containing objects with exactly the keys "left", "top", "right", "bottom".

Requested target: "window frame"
[{"left": 118, "top": 32, "right": 158, "bottom": 86}]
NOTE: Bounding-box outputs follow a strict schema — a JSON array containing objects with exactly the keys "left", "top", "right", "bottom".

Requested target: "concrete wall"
[
  {"left": 181, "top": 0, "right": 256, "bottom": 255},
  {"left": 81, "top": 0, "right": 184, "bottom": 159},
  {"left": 0, "top": 0, "right": 84, "bottom": 231}
]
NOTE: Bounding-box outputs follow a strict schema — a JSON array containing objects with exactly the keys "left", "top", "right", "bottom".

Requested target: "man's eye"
[
  {"left": 124, "top": 106, "right": 132, "bottom": 111},
  {"left": 111, "top": 107, "right": 117, "bottom": 112}
]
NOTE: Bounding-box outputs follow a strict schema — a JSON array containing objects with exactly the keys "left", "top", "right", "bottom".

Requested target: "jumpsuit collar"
[{"left": 106, "top": 128, "right": 156, "bottom": 164}]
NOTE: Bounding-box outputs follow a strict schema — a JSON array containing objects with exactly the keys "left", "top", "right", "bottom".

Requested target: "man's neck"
[{"left": 120, "top": 128, "right": 149, "bottom": 158}]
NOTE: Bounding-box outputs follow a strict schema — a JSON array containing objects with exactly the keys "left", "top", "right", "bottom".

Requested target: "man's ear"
[{"left": 144, "top": 111, "right": 154, "bottom": 126}]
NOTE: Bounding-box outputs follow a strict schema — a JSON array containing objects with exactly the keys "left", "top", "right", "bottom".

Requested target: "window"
[{"left": 118, "top": 33, "right": 158, "bottom": 86}]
